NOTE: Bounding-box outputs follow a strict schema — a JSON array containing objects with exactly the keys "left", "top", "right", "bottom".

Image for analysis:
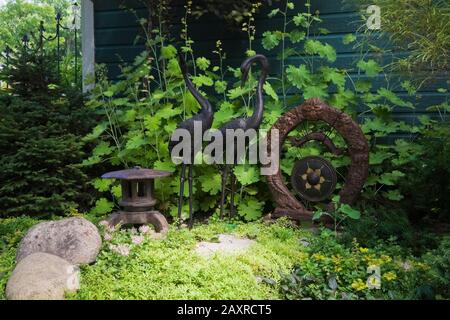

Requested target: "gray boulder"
[
  {"left": 17, "top": 217, "right": 101, "bottom": 265},
  {"left": 6, "top": 252, "right": 80, "bottom": 300}
]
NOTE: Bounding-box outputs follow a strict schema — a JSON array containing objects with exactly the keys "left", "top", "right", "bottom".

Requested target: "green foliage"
[
  {"left": 313, "top": 196, "right": 361, "bottom": 237},
  {"left": 398, "top": 124, "right": 450, "bottom": 222},
  {"left": 0, "top": 50, "right": 94, "bottom": 217},
  {"left": 81, "top": 3, "right": 276, "bottom": 221},
  {"left": 304, "top": 39, "right": 337, "bottom": 63},
  {"left": 357, "top": 59, "right": 383, "bottom": 76},
  {"left": 420, "top": 237, "right": 450, "bottom": 299},
  {"left": 0, "top": 0, "right": 71, "bottom": 49},
  {"left": 275, "top": 230, "right": 450, "bottom": 300}
]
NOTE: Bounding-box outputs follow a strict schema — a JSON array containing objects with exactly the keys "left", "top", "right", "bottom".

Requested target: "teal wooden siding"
[{"left": 93, "top": 0, "right": 449, "bottom": 125}]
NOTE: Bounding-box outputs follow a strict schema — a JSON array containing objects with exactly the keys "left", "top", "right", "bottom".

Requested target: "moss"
[
  {"left": 1, "top": 216, "right": 448, "bottom": 300},
  {"left": 0, "top": 216, "right": 40, "bottom": 300},
  {"left": 69, "top": 219, "right": 308, "bottom": 300}
]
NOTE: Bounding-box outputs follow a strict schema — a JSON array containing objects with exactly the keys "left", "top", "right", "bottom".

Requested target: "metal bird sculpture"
[
  {"left": 169, "top": 53, "right": 214, "bottom": 229},
  {"left": 217, "top": 54, "right": 269, "bottom": 219}
]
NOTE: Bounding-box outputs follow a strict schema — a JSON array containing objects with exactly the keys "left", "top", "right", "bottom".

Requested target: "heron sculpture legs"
[
  {"left": 219, "top": 164, "right": 237, "bottom": 219},
  {"left": 177, "top": 163, "right": 194, "bottom": 229}
]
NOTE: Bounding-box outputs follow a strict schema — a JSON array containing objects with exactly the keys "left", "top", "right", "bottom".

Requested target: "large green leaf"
[
  {"left": 304, "top": 40, "right": 336, "bottom": 62},
  {"left": 286, "top": 65, "right": 311, "bottom": 90},
  {"left": 262, "top": 31, "right": 281, "bottom": 50},
  {"left": 339, "top": 204, "right": 360, "bottom": 220},
  {"left": 234, "top": 165, "right": 260, "bottom": 186},
  {"left": 303, "top": 83, "right": 328, "bottom": 99},
  {"left": 238, "top": 198, "right": 264, "bottom": 221},
  {"left": 357, "top": 59, "right": 382, "bottom": 76},
  {"left": 263, "top": 82, "right": 279, "bottom": 101}
]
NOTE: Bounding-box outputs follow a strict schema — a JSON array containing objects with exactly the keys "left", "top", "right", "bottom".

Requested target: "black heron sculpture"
[
  {"left": 169, "top": 53, "right": 214, "bottom": 228},
  {"left": 217, "top": 54, "right": 269, "bottom": 219}
]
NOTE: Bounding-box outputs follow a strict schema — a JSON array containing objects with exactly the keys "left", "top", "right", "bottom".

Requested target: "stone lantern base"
[{"left": 106, "top": 210, "right": 169, "bottom": 236}]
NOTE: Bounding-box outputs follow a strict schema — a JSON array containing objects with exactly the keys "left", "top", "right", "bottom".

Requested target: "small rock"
[
  {"left": 299, "top": 237, "right": 310, "bottom": 247},
  {"left": 262, "top": 213, "right": 273, "bottom": 223},
  {"left": 17, "top": 217, "right": 102, "bottom": 265},
  {"left": 150, "top": 232, "right": 166, "bottom": 240},
  {"left": 6, "top": 252, "right": 80, "bottom": 300}
]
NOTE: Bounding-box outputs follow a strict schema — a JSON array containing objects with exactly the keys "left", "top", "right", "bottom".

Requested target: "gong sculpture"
[
  {"left": 265, "top": 98, "right": 369, "bottom": 221},
  {"left": 291, "top": 156, "right": 337, "bottom": 202},
  {"left": 101, "top": 166, "right": 171, "bottom": 234}
]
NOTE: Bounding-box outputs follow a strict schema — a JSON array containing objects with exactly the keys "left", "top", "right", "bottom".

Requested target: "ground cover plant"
[{"left": 1, "top": 216, "right": 448, "bottom": 300}]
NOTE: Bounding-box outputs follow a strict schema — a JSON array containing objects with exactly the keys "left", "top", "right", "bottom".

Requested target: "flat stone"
[
  {"left": 6, "top": 252, "right": 80, "bottom": 300},
  {"left": 195, "top": 234, "right": 255, "bottom": 258},
  {"left": 17, "top": 217, "right": 102, "bottom": 265}
]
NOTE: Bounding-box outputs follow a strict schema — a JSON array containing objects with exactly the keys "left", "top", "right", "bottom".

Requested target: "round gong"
[{"left": 291, "top": 156, "right": 337, "bottom": 202}]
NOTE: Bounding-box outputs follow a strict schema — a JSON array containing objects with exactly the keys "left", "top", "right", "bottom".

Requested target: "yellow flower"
[
  {"left": 415, "top": 262, "right": 431, "bottom": 271},
  {"left": 332, "top": 255, "right": 341, "bottom": 264},
  {"left": 365, "top": 254, "right": 388, "bottom": 266},
  {"left": 359, "top": 247, "right": 369, "bottom": 253},
  {"left": 298, "top": 252, "right": 309, "bottom": 261},
  {"left": 312, "top": 253, "right": 326, "bottom": 261},
  {"left": 383, "top": 271, "right": 397, "bottom": 281},
  {"left": 351, "top": 279, "right": 367, "bottom": 291},
  {"left": 366, "top": 256, "right": 382, "bottom": 266},
  {"left": 334, "top": 266, "right": 343, "bottom": 273}
]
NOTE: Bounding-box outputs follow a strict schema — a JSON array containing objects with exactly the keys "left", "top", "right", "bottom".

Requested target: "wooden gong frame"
[{"left": 265, "top": 98, "right": 369, "bottom": 221}]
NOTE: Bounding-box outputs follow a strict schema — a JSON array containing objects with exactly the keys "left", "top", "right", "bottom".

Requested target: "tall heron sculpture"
[
  {"left": 217, "top": 54, "right": 269, "bottom": 219},
  {"left": 169, "top": 53, "right": 214, "bottom": 228}
]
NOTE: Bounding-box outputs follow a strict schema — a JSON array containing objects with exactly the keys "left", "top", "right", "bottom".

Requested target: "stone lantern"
[{"left": 101, "top": 166, "right": 172, "bottom": 234}]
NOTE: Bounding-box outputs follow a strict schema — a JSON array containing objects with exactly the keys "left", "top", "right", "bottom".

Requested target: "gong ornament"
[
  {"left": 264, "top": 98, "right": 369, "bottom": 222},
  {"left": 291, "top": 156, "right": 337, "bottom": 202}
]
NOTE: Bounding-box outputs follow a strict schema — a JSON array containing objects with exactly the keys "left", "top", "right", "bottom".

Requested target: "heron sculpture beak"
[
  {"left": 241, "top": 67, "right": 250, "bottom": 88},
  {"left": 178, "top": 52, "right": 188, "bottom": 75}
]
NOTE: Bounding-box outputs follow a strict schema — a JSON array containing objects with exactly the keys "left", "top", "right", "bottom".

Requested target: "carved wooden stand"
[{"left": 265, "top": 98, "right": 369, "bottom": 222}]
